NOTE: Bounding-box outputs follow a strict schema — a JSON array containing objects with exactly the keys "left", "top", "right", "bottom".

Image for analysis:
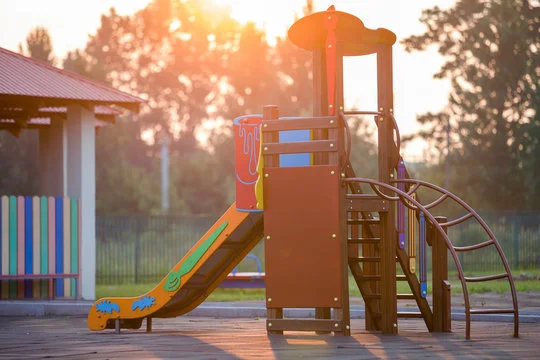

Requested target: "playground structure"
[{"left": 87, "top": 7, "right": 519, "bottom": 339}]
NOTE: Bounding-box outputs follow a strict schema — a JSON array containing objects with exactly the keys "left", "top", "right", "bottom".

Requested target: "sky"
[{"left": 0, "top": 0, "right": 456, "bottom": 159}]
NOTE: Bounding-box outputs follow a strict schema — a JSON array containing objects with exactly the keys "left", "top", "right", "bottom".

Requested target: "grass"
[{"left": 96, "top": 271, "right": 540, "bottom": 300}]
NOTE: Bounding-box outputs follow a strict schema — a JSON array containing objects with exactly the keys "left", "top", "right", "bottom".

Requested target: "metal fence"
[
  {"left": 96, "top": 211, "right": 539, "bottom": 285},
  {"left": 450, "top": 211, "right": 540, "bottom": 273},
  {"left": 96, "top": 214, "right": 265, "bottom": 285}
]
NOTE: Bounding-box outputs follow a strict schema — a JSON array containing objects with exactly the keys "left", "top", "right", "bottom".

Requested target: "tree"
[
  {"left": 0, "top": 27, "right": 56, "bottom": 196},
  {"left": 402, "top": 0, "right": 539, "bottom": 210},
  {"left": 18, "top": 26, "right": 56, "bottom": 65}
]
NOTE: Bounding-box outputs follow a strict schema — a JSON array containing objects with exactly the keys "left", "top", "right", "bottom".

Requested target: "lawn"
[{"left": 96, "top": 270, "right": 540, "bottom": 301}]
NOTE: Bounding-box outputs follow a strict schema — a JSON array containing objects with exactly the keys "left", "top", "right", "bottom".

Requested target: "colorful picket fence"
[{"left": 0, "top": 195, "right": 80, "bottom": 299}]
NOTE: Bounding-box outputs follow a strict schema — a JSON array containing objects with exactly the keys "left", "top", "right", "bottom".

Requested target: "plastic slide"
[{"left": 87, "top": 203, "right": 264, "bottom": 331}]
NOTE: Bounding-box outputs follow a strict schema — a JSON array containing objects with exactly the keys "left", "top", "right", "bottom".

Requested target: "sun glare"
[{"left": 211, "top": 0, "right": 304, "bottom": 43}]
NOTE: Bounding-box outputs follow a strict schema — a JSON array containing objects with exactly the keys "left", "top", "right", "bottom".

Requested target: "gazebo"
[{"left": 0, "top": 47, "right": 145, "bottom": 300}]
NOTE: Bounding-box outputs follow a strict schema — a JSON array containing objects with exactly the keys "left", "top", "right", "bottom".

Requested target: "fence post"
[
  {"left": 513, "top": 212, "right": 519, "bottom": 270},
  {"left": 134, "top": 217, "right": 140, "bottom": 284},
  {"left": 458, "top": 225, "right": 464, "bottom": 266}
]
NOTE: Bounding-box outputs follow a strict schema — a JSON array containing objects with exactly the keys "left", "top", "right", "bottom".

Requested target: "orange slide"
[{"left": 87, "top": 203, "right": 263, "bottom": 331}]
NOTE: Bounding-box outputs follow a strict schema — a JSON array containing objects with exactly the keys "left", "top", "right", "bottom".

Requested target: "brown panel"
[
  {"left": 263, "top": 140, "right": 338, "bottom": 155},
  {"left": 264, "top": 165, "right": 343, "bottom": 308},
  {"left": 346, "top": 194, "right": 389, "bottom": 212},
  {"left": 266, "top": 319, "right": 342, "bottom": 332},
  {"left": 261, "top": 117, "right": 337, "bottom": 132}
]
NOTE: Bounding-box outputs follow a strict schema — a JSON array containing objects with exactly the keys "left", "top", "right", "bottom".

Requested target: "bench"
[
  {"left": 220, "top": 254, "right": 265, "bottom": 288},
  {"left": 0, "top": 274, "right": 79, "bottom": 299},
  {"left": 1, "top": 195, "right": 81, "bottom": 299}
]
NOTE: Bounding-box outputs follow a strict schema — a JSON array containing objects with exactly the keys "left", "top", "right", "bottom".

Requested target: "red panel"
[
  {"left": 234, "top": 115, "right": 262, "bottom": 212},
  {"left": 264, "top": 165, "right": 343, "bottom": 308}
]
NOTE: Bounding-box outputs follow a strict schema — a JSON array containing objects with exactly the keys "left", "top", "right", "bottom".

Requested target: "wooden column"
[
  {"left": 376, "top": 44, "right": 397, "bottom": 334},
  {"left": 432, "top": 216, "right": 451, "bottom": 332},
  {"left": 262, "top": 105, "right": 282, "bottom": 335},
  {"left": 312, "top": 48, "right": 329, "bottom": 166}
]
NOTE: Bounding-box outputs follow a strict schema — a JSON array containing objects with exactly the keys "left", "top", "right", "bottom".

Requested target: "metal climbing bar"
[
  {"left": 419, "top": 212, "right": 427, "bottom": 298},
  {"left": 397, "top": 161, "right": 406, "bottom": 249},
  {"left": 408, "top": 193, "right": 417, "bottom": 273}
]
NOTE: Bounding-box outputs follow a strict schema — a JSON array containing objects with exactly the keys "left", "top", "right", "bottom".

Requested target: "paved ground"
[
  {"left": 0, "top": 315, "right": 538, "bottom": 359},
  {"left": 1, "top": 291, "right": 538, "bottom": 359}
]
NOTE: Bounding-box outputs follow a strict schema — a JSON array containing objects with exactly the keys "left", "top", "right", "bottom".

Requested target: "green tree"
[
  {"left": 0, "top": 27, "right": 57, "bottom": 196},
  {"left": 402, "top": 0, "right": 539, "bottom": 210},
  {"left": 18, "top": 26, "right": 56, "bottom": 65}
]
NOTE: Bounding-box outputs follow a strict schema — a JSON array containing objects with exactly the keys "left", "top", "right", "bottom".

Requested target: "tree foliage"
[
  {"left": 18, "top": 26, "right": 56, "bottom": 65},
  {"left": 0, "top": 27, "right": 55, "bottom": 196},
  {"left": 2, "top": 0, "right": 350, "bottom": 215},
  {"left": 76, "top": 0, "right": 314, "bottom": 214},
  {"left": 402, "top": 0, "right": 539, "bottom": 210}
]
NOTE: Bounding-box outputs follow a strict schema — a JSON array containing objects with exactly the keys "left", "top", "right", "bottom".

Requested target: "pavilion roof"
[{"left": 0, "top": 47, "right": 144, "bottom": 113}]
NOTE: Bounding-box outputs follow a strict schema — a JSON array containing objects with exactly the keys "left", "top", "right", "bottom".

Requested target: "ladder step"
[
  {"left": 347, "top": 218, "right": 380, "bottom": 225},
  {"left": 396, "top": 275, "right": 407, "bottom": 281},
  {"left": 348, "top": 237, "right": 380, "bottom": 244},
  {"left": 397, "top": 312, "right": 423, "bottom": 318},
  {"left": 397, "top": 294, "right": 416, "bottom": 300},
  {"left": 453, "top": 239, "right": 494, "bottom": 252},
  {"left": 469, "top": 309, "right": 516, "bottom": 315},
  {"left": 346, "top": 194, "right": 381, "bottom": 200},
  {"left": 464, "top": 273, "right": 508, "bottom": 282},
  {"left": 350, "top": 257, "right": 380, "bottom": 263}
]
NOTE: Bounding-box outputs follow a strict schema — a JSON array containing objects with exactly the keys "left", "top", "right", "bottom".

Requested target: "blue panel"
[
  {"left": 279, "top": 130, "right": 311, "bottom": 167},
  {"left": 24, "top": 196, "right": 33, "bottom": 298},
  {"left": 55, "top": 197, "right": 63, "bottom": 297}
]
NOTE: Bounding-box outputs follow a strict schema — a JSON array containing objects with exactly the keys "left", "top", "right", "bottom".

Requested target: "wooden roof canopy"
[
  {"left": 287, "top": 6, "right": 396, "bottom": 56},
  {"left": 0, "top": 46, "right": 145, "bottom": 133}
]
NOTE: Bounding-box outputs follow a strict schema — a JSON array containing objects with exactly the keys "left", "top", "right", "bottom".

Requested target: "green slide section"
[{"left": 164, "top": 221, "right": 228, "bottom": 292}]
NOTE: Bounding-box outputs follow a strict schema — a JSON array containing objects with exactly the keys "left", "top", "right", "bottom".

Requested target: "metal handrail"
[
  {"left": 343, "top": 177, "right": 471, "bottom": 338},
  {"left": 390, "top": 178, "right": 519, "bottom": 339},
  {"left": 339, "top": 111, "right": 352, "bottom": 172},
  {"left": 341, "top": 109, "right": 401, "bottom": 160}
]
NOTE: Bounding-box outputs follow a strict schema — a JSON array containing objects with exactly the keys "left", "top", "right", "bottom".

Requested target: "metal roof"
[{"left": 0, "top": 47, "right": 145, "bottom": 111}]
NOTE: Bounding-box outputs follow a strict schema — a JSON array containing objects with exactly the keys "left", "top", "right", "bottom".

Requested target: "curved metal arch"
[{"left": 390, "top": 178, "right": 519, "bottom": 339}]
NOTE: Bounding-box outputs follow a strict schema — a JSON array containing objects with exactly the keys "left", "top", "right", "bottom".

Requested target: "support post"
[
  {"left": 39, "top": 117, "right": 66, "bottom": 196},
  {"left": 432, "top": 216, "right": 451, "bottom": 332},
  {"left": 66, "top": 105, "right": 96, "bottom": 300},
  {"left": 376, "top": 44, "right": 397, "bottom": 334},
  {"left": 262, "top": 105, "right": 283, "bottom": 335}
]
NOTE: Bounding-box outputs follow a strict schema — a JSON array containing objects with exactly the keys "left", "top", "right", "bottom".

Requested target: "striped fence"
[{"left": 0, "top": 195, "right": 80, "bottom": 299}]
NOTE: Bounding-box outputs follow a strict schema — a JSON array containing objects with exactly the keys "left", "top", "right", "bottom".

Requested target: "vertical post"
[
  {"left": 66, "top": 105, "right": 96, "bottom": 300},
  {"left": 445, "top": 115, "right": 451, "bottom": 191},
  {"left": 134, "top": 218, "right": 140, "bottom": 284},
  {"left": 262, "top": 105, "right": 282, "bottom": 335},
  {"left": 432, "top": 216, "right": 450, "bottom": 332},
  {"left": 376, "top": 44, "right": 397, "bottom": 334},
  {"left": 312, "top": 47, "right": 329, "bottom": 165},
  {"left": 513, "top": 213, "right": 519, "bottom": 269},
  {"left": 39, "top": 117, "right": 65, "bottom": 197}
]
